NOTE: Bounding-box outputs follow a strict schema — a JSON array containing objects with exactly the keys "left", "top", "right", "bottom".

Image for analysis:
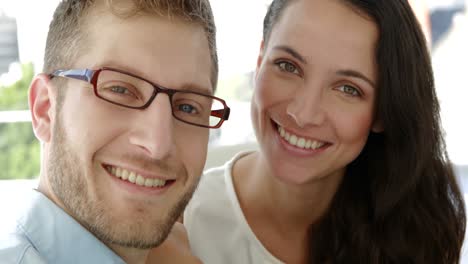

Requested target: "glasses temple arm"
[{"left": 211, "top": 107, "right": 230, "bottom": 120}]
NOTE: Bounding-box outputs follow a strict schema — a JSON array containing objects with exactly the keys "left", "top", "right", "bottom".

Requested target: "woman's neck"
[
  {"left": 233, "top": 151, "right": 343, "bottom": 232},
  {"left": 231, "top": 151, "right": 344, "bottom": 264}
]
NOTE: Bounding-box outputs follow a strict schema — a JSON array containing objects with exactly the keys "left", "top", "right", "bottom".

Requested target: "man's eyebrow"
[
  {"left": 336, "top": 69, "right": 376, "bottom": 88},
  {"left": 273, "top": 45, "right": 308, "bottom": 64},
  {"left": 178, "top": 83, "right": 213, "bottom": 95},
  {"left": 97, "top": 61, "right": 214, "bottom": 95}
]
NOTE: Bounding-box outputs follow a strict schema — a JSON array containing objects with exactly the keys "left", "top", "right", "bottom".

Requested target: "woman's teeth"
[{"left": 278, "top": 126, "right": 326, "bottom": 150}]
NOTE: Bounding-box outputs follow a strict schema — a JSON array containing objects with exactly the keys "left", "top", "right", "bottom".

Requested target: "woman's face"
[{"left": 252, "top": 0, "right": 382, "bottom": 185}]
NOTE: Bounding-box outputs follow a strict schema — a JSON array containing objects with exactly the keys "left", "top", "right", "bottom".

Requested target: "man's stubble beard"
[{"left": 47, "top": 111, "right": 200, "bottom": 249}]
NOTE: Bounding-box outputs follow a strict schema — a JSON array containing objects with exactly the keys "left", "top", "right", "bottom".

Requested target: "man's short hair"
[{"left": 43, "top": 0, "right": 218, "bottom": 89}]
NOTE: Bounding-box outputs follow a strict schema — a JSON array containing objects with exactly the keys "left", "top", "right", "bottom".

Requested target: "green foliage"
[
  {"left": 0, "top": 123, "right": 40, "bottom": 179},
  {"left": 0, "top": 63, "right": 34, "bottom": 110},
  {"left": 0, "top": 62, "right": 40, "bottom": 179}
]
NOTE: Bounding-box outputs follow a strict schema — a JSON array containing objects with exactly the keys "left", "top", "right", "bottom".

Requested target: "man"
[{"left": 0, "top": 0, "right": 230, "bottom": 263}]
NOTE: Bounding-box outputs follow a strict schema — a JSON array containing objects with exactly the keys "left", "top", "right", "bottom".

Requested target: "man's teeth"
[
  {"left": 278, "top": 126, "right": 325, "bottom": 150},
  {"left": 108, "top": 167, "right": 167, "bottom": 188}
]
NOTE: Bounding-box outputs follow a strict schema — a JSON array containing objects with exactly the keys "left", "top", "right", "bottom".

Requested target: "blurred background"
[{"left": 0, "top": 0, "right": 466, "bottom": 181}]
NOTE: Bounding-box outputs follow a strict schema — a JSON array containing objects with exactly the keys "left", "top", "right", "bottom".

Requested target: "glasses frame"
[{"left": 49, "top": 67, "right": 230, "bottom": 128}]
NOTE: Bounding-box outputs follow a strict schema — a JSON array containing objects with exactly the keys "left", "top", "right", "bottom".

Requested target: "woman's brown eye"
[
  {"left": 277, "top": 61, "right": 299, "bottom": 74},
  {"left": 337, "top": 85, "right": 361, "bottom": 97}
]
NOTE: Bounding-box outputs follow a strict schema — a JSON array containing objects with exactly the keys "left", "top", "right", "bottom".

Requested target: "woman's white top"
[{"left": 184, "top": 152, "right": 284, "bottom": 264}]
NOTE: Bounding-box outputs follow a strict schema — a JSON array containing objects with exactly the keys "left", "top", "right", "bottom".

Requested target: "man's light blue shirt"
[{"left": 0, "top": 189, "right": 126, "bottom": 264}]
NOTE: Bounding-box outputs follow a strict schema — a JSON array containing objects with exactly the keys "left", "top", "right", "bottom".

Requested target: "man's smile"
[{"left": 105, "top": 165, "right": 175, "bottom": 188}]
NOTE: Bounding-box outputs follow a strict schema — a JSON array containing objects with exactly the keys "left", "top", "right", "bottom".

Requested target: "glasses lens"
[
  {"left": 96, "top": 69, "right": 226, "bottom": 128},
  {"left": 96, "top": 70, "right": 154, "bottom": 107},
  {"left": 172, "top": 92, "right": 225, "bottom": 127},
  {"left": 209, "top": 99, "right": 225, "bottom": 127}
]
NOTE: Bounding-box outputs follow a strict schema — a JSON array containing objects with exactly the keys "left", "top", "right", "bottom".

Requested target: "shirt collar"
[{"left": 17, "top": 190, "right": 126, "bottom": 264}]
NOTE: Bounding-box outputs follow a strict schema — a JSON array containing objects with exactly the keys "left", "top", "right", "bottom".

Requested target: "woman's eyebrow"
[
  {"left": 273, "top": 45, "right": 308, "bottom": 64},
  {"left": 273, "top": 45, "right": 375, "bottom": 88},
  {"left": 336, "top": 69, "right": 376, "bottom": 88}
]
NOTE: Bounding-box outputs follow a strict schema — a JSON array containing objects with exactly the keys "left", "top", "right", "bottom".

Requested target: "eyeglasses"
[{"left": 49, "top": 67, "right": 230, "bottom": 128}]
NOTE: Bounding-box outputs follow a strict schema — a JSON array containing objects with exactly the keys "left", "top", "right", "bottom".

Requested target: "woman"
[
  {"left": 184, "top": 0, "right": 466, "bottom": 263},
  {"left": 409, "top": 0, "right": 432, "bottom": 47}
]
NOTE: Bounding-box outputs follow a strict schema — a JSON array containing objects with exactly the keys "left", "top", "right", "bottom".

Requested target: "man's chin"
[
  {"left": 110, "top": 232, "right": 170, "bottom": 250},
  {"left": 87, "top": 215, "right": 174, "bottom": 250},
  {"left": 106, "top": 230, "right": 171, "bottom": 250}
]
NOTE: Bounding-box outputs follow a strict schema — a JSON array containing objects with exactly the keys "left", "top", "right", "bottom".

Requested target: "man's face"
[{"left": 46, "top": 11, "right": 212, "bottom": 249}]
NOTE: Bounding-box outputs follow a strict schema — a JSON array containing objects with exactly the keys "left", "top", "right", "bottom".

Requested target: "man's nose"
[
  {"left": 286, "top": 85, "right": 326, "bottom": 128},
  {"left": 129, "top": 93, "right": 174, "bottom": 160}
]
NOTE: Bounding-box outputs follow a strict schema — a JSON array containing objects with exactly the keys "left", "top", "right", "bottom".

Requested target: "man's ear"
[
  {"left": 371, "top": 119, "right": 384, "bottom": 133},
  {"left": 29, "top": 74, "right": 56, "bottom": 143}
]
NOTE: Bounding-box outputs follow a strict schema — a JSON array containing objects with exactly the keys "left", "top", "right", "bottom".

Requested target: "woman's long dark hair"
[{"left": 263, "top": 1, "right": 465, "bottom": 263}]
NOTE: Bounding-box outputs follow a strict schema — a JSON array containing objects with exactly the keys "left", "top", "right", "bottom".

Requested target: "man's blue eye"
[
  {"left": 179, "top": 104, "right": 196, "bottom": 114},
  {"left": 110, "top": 86, "right": 129, "bottom": 94}
]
